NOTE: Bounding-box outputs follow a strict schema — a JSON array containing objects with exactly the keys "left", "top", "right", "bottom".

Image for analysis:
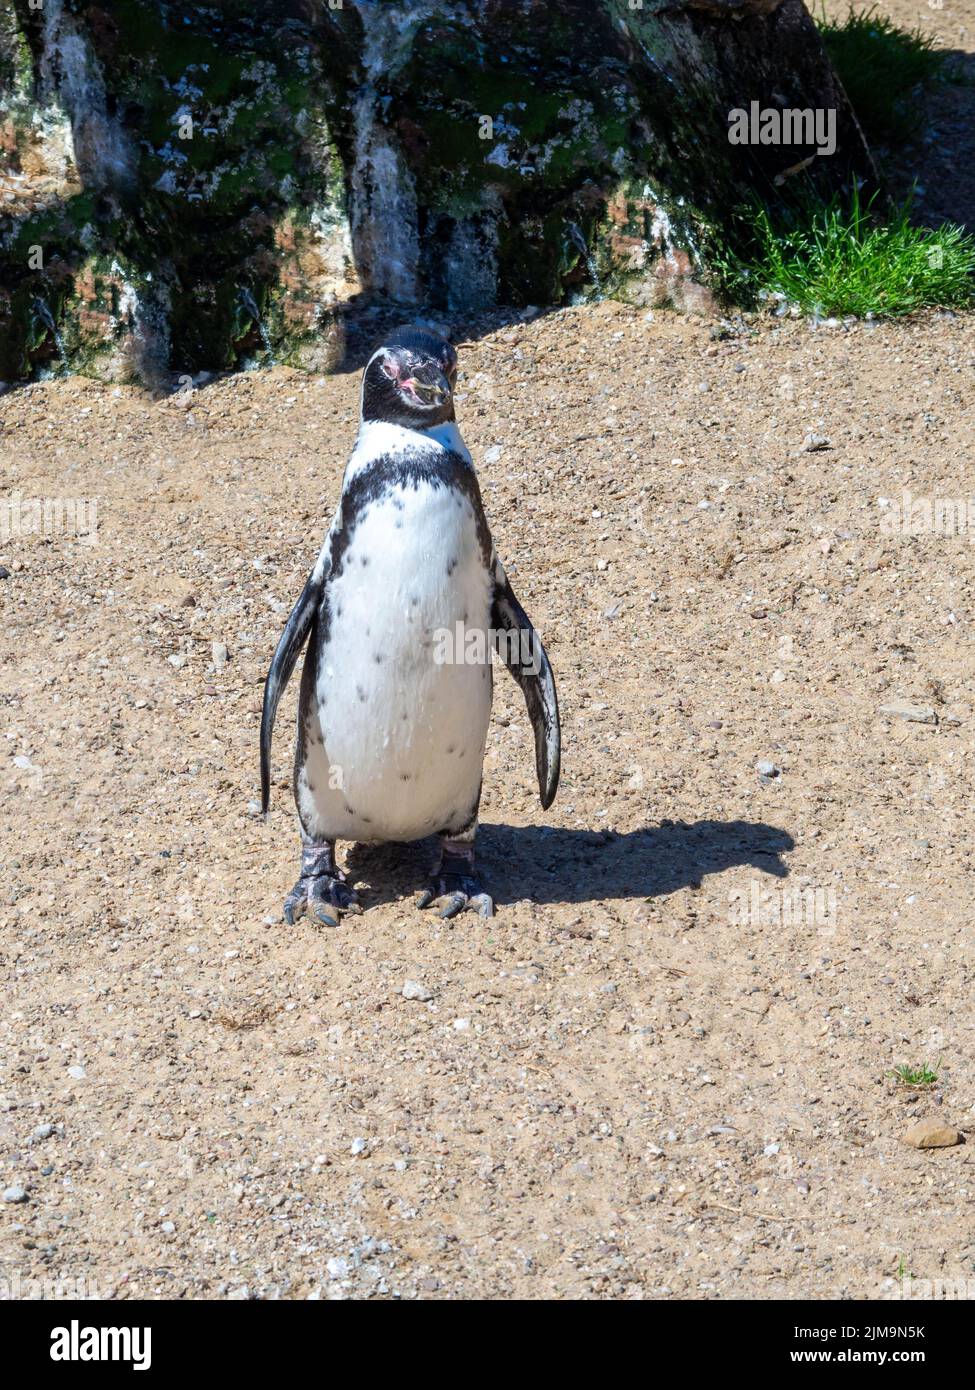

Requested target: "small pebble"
[
  {"left": 3, "top": 1186, "right": 27, "bottom": 1204},
  {"left": 879, "top": 700, "right": 937, "bottom": 726},
  {"left": 402, "top": 980, "right": 433, "bottom": 1001}
]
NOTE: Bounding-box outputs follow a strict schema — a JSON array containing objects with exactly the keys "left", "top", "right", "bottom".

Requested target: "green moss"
[{"left": 1, "top": 0, "right": 876, "bottom": 380}]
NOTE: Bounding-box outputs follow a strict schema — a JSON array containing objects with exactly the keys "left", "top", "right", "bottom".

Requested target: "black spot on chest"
[{"left": 314, "top": 449, "right": 493, "bottom": 671}]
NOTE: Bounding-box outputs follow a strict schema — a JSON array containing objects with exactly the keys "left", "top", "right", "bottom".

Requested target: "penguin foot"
[
  {"left": 416, "top": 847, "right": 494, "bottom": 920},
  {"left": 283, "top": 872, "right": 360, "bottom": 928},
  {"left": 283, "top": 841, "right": 361, "bottom": 928}
]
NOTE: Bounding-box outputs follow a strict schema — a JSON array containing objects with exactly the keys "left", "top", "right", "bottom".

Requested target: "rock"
[
  {"left": 67, "top": 1065, "right": 86, "bottom": 1080},
  {"left": 32, "top": 1124, "right": 54, "bottom": 1140},
  {"left": 802, "top": 433, "right": 831, "bottom": 451},
  {"left": 0, "top": 566, "right": 10, "bottom": 579},
  {"left": 2, "top": 1186, "right": 27, "bottom": 1203},
  {"left": 903, "top": 1120, "right": 962, "bottom": 1149},
  {"left": 211, "top": 641, "right": 229, "bottom": 672},
  {"left": 402, "top": 980, "right": 433, "bottom": 1001},
  {"left": 350, "top": 1137, "right": 368, "bottom": 1155},
  {"left": 756, "top": 759, "right": 782, "bottom": 782},
  {"left": 483, "top": 446, "right": 504, "bottom": 464},
  {"left": 880, "top": 701, "right": 938, "bottom": 725},
  {"left": 0, "top": 3, "right": 872, "bottom": 384},
  {"left": 160, "top": 1220, "right": 176, "bottom": 1234}
]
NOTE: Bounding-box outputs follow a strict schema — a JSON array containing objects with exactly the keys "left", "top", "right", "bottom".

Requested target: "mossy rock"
[{"left": 0, "top": 0, "right": 874, "bottom": 384}]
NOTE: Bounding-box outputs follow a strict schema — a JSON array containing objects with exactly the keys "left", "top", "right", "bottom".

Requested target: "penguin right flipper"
[
  {"left": 260, "top": 567, "right": 326, "bottom": 814},
  {"left": 491, "top": 560, "right": 561, "bottom": 810}
]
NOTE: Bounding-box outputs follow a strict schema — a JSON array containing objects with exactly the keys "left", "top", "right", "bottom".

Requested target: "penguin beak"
[{"left": 407, "top": 364, "right": 451, "bottom": 405}]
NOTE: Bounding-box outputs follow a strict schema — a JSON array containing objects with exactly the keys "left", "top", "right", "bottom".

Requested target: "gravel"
[{"left": 2, "top": 281, "right": 974, "bottom": 1299}]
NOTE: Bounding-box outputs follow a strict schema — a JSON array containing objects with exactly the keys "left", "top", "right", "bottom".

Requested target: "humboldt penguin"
[{"left": 261, "top": 326, "right": 559, "bottom": 922}]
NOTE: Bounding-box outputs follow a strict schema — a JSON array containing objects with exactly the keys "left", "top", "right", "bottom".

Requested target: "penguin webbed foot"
[
  {"left": 283, "top": 841, "right": 361, "bottom": 928},
  {"left": 416, "top": 846, "right": 494, "bottom": 920}
]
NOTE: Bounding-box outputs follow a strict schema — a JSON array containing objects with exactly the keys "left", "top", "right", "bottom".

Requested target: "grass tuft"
[
  {"left": 717, "top": 187, "right": 975, "bottom": 318},
  {"left": 818, "top": 4, "right": 946, "bottom": 145},
  {"left": 889, "top": 1059, "right": 942, "bottom": 1088}
]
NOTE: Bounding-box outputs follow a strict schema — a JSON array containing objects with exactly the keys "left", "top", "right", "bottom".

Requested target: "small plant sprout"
[{"left": 888, "top": 1059, "right": 942, "bottom": 1088}]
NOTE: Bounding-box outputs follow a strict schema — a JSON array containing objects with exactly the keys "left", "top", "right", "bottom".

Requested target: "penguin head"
[{"left": 362, "top": 326, "right": 458, "bottom": 428}]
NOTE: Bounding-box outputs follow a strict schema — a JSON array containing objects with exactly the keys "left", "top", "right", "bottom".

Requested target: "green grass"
[
  {"left": 818, "top": 5, "right": 946, "bottom": 145},
  {"left": 889, "top": 1059, "right": 942, "bottom": 1087},
  {"left": 718, "top": 187, "right": 975, "bottom": 318}
]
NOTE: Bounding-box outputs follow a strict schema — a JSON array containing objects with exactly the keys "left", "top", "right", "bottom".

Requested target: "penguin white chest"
[{"left": 300, "top": 478, "right": 494, "bottom": 842}]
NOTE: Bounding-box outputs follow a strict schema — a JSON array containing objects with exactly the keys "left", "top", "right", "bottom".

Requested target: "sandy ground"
[{"left": 2, "top": 294, "right": 974, "bottom": 1301}]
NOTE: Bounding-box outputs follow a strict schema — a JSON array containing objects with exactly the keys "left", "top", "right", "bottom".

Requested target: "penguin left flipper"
[
  {"left": 490, "top": 559, "right": 561, "bottom": 810},
  {"left": 260, "top": 565, "right": 327, "bottom": 814}
]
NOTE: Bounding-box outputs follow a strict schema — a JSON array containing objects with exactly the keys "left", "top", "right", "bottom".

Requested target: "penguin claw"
[
  {"left": 439, "top": 892, "right": 467, "bottom": 921},
  {"left": 415, "top": 875, "right": 495, "bottom": 920},
  {"left": 282, "top": 872, "right": 359, "bottom": 929}
]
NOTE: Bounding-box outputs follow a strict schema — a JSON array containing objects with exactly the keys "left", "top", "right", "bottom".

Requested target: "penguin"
[{"left": 260, "top": 325, "right": 560, "bottom": 923}]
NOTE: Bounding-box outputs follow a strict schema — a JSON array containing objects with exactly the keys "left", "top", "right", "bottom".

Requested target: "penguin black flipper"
[
  {"left": 491, "top": 559, "right": 561, "bottom": 810},
  {"left": 260, "top": 566, "right": 326, "bottom": 814}
]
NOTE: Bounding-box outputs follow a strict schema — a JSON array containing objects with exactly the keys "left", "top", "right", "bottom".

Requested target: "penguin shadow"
[{"left": 343, "top": 817, "right": 794, "bottom": 910}]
